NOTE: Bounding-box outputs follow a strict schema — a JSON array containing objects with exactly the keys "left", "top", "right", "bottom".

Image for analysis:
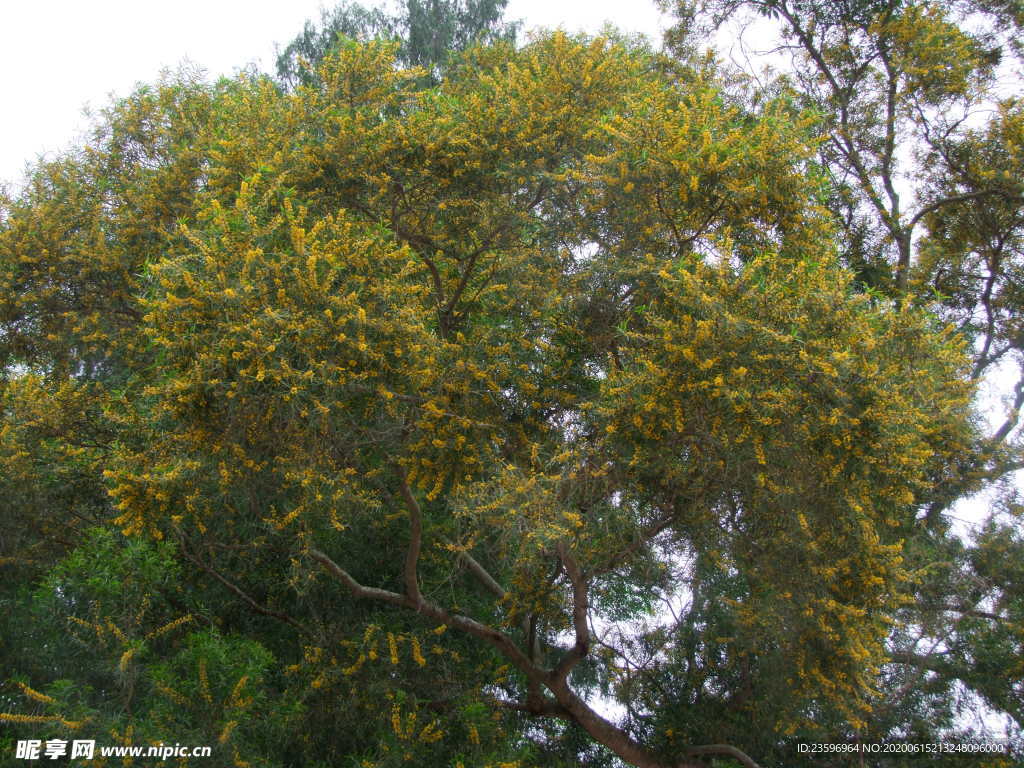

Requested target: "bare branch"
[
  {"left": 396, "top": 466, "right": 424, "bottom": 607},
  {"left": 684, "top": 744, "right": 765, "bottom": 768},
  {"left": 487, "top": 695, "right": 571, "bottom": 719},
  {"left": 307, "top": 546, "right": 542, "bottom": 681},
  {"left": 308, "top": 547, "right": 410, "bottom": 608},
  {"left": 458, "top": 548, "right": 541, "bottom": 659},
  {"left": 941, "top": 604, "right": 1008, "bottom": 622},
  {"left": 906, "top": 190, "right": 1024, "bottom": 243},
  {"left": 593, "top": 511, "right": 679, "bottom": 577},
  {"left": 991, "top": 375, "right": 1024, "bottom": 445},
  {"left": 310, "top": 544, "right": 757, "bottom": 768},
  {"left": 460, "top": 551, "right": 507, "bottom": 600},
  {"left": 552, "top": 541, "right": 590, "bottom": 684},
  {"left": 544, "top": 675, "right": 707, "bottom": 768},
  {"left": 179, "top": 538, "right": 307, "bottom": 633},
  {"left": 972, "top": 242, "right": 1005, "bottom": 380}
]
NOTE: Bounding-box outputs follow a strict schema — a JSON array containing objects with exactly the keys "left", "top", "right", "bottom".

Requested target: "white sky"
[{"left": 0, "top": 0, "right": 667, "bottom": 187}]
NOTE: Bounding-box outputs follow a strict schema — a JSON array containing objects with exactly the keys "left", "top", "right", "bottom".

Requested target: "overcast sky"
[{"left": 0, "top": 0, "right": 667, "bottom": 186}]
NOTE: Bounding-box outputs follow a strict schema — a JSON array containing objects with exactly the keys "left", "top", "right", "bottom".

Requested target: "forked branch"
[{"left": 307, "top": 539, "right": 762, "bottom": 768}]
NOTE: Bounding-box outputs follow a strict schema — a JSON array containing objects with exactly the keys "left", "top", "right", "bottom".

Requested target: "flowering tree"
[{"left": 0, "top": 23, "right": 1000, "bottom": 768}]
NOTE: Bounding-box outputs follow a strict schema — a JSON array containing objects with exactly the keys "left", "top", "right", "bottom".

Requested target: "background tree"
[
  {"left": 660, "top": 0, "right": 1024, "bottom": 755},
  {"left": 275, "top": 0, "right": 518, "bottom": 88}
]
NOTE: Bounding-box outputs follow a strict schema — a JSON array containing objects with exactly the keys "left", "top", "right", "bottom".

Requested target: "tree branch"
[
  {"left": 459, "top": 549, "right": 542, "bottom": 661},
  {"left": 179, "top": 539, "right": 308, "bottom": 634},
  {"left": 906, "top": 190, "right": 1024, "bottom": 243},
  {"left": 552, "top": 540, "right": 590, "bottom": 684},
  {"left": 991, "top": 375, "right": 1024, "bottom": 445},
  {"left": 487, "top": 695, "right": 571, "bottom": 719},
  {"left": 307, "top": 546, "right": 542, "bottom": 681},
  {"left": 308, "top": 547, "right": 410, "bottom": 608},
  {"left": 941, "top": 603, "right": 1008, "bottom": 622},
  {"left": 590, "top": 503, "right": 683, "bottom": 579},
  {"left": 684, "top": 744, "right": 765, "bottom": 768},
  {"left": 545, "top": 676, "right": 708, "bottom": 768},
  {"left": 396, "top": 465, "right": 424, "bottom": 608},
  {"left": 460, "top": 550, "right": 507, "bottom": 599}
]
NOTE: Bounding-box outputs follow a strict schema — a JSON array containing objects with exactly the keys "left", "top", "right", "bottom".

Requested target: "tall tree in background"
[
  {"left": 275, "top": 0, "right": 518, "bottom": 88},
  {"left": 0, "top": 3, "right": 1020, "bottom": 767},
  {"left": 662, "top": 0, "right": 1024, "bottom": 753}
]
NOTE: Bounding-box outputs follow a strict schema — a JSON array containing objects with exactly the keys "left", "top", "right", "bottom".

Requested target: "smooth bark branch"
[
  {"left": 308, "top": 547, "right": 411, "bottom": 608},
  {"left": 553, "top": 540, "right": 591, "bottom": 683},
  {"left": 457, "top": 549, "right": 540, "bottom": 658},
  {"left": 905, "top": 191, "right": 1024, "bottom": 241},
  {"left": 390, "top": 216, "right": 446, "bottom": 323},
  {"left": 396, "top": 466, "right": 424, "bottom": 607},
  {"left": 943, "top": 604, "right": 1008, "bottom": 621},
  {"left": 773, "top": 0, "right": 914, "bottom": 288},
  {"left": 307, "top": 547, "right": 542, "bottom": 681},
  {"left": 887, "top": 650, "right": 958, "bottom": 678},
  {"left": 459, "top": 550, "right": 507, "bottom": 599},
  {"left": 876, "top": 46, "right": 908, "bottom": 286},
  {"left": 922, "top": 370, "right": 1024, "bottom": 524},
  {"left": 972, "top": 244, "right": 1005, "bottom": 380},
  {"left": 685, "top": 744, "right": 765, "bottom": 768},
  {"left": 489, "top": 696, "right": 571, "bottom": 718},
  {"left": 176, "top": 533, "right": 307, "bottom": 633},
  {"left": 883, "top": 596, "right": 992, "bottom": 715},
  {"left": 546, "top": 677, "right": 709, "bottom": 768},
  {"left": 593, "top": 511, "right": 679, "bottom": 577},
  {"left": 527, "top": 612, "right": 541, "bottom": 662},
  {"left": 198, "top": 561, "right": 308, "bottom": 632},
  {"left": 991, "top": 375, "right": 1024, "bottom": 444},
  {"left": 440, "top": 181, "right": 550, "bottom": 336}
]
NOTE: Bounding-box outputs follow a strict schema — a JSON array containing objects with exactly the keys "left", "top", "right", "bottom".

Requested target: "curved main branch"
[
  {"left": 395, "top": 466, "right": 424, "bottom": 607},
  {"left": 307, "top": 536, "right": 762, "bottom": 768}
]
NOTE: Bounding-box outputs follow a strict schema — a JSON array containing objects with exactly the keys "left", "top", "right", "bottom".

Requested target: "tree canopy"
[{"left": 1, "top": 3, "right": 1022, "bottom": 767}]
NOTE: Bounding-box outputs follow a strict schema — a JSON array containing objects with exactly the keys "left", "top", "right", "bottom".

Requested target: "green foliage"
[{"left": 1, "top": 528, "right": 296, "bottom": 767}]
